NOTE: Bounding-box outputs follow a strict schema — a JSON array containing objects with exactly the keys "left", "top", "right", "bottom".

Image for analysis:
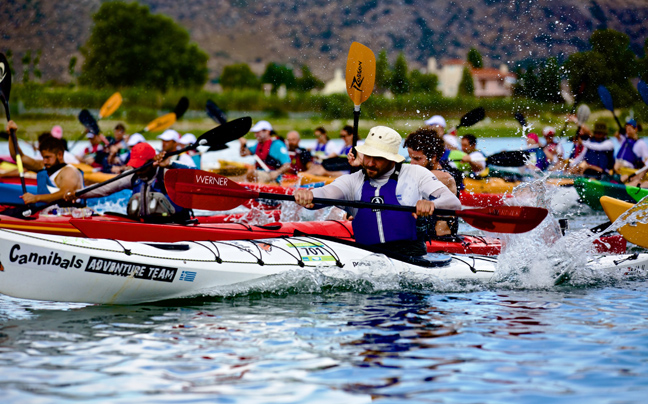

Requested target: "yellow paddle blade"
[
  {"left": 600, "top": 196, "right": 648, "bottom": 248},
  {"left": 144, "top": 112, "right": 176, "bottom": 133},
  {"left": 98, "top": 92, "right": 122, "bottom": 119},
  {"left": 345, "top": 42, "right": 376, "bottom": 106}
]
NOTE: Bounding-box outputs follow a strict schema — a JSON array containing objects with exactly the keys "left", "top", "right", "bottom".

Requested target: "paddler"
[
  {"left": 294, "top": 126, "right": 461, "bottom": 257},
  {"left": 614, "top": 119, "right": 647, "bottom": 172},
  {"left": 460, "top": 134, "right": 487, "bottom": 176},
  {"left": 239, "top": 120, "right": 291, "bottom": 183},
  {"left": 6, "top": 120, "right": 84, "bottom": 205},
  {"left": 64, "top": 142, "right": 192, "bottom": 223},
  {"left": 158, "top": 129, "right": 196, "bottom": 168},
  {"left": 404, "top": 127, "right": 463, "bottom": 238},
  {"left": 286, "top": 130, "right": 314, "bottom": 174},
  {"left": 569, "top": 121, "right": 615, "bottom": 178}
]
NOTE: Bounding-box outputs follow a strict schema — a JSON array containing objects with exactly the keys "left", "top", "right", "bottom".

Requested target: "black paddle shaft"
[{"left": 257, "top": 191, "right": 456, "bottom": 215}]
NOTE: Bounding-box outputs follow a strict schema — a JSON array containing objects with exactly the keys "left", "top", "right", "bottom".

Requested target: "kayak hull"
[
  {"left": 600, "top": 196, "right": 648, "bottom": 248},
  {"left": 0, "top": 229, "right": 644, "bottom": 305},
  {"left": 574, "top": 178, "right": 648, "bottom": 210}
]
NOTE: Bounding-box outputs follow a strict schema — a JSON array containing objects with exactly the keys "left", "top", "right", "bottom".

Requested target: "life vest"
[
  {"left": 441, "top": 149, "right": 471, "bottom": 173},
  {"left": 584, "top": 140, "right": 614, "bottom": 171},
  {"left": 527, "top": 147, "right": 549, "bottom": 171},
  {"left": 127, "top": 167, "right": 189, "bottom": 222},
  {"left": 288, "top": 147, "right": 310, "bottom": 173},
  {"left": 254, "top": 139, "right": 282, "bottom": 170},
  {"left": 36, "top": 164, "right": 84, "bottom": 207},
  {"left": 339, "top": 144, "right": 353, "bottom": 157},
  {"left": 616, "top": 137, "right": 641, "bottom": 168},
  {"left": 352, "top": 163, "right": 418, "bottom": 246}
]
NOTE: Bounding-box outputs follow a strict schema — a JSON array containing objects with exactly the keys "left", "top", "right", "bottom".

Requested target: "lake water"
[{"left": 1, "top": 137, "right": 648, "bottom": 403}]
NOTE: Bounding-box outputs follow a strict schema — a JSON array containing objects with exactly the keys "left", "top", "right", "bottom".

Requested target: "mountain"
[{"left": 1, "top": 0, "right": 646, "bottom": 84}]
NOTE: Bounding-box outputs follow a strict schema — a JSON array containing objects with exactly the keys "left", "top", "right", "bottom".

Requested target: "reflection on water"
[{"left": 5, "top": 288, "right": 648, "bottom": 403}]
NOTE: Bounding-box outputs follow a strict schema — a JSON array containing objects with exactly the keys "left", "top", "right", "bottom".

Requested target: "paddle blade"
[
  {"left": 78, "top": 109, "right": 100, "bottom": 134},
  {"left": 0, "top": 52, "right": 12, "bottom": 105},
  {"left": 206, "top": 99, "right": 227, "bottom": 124},
  {"left": 144, "top": 112, "right": 176, "bottom": 133},
  {"left": 458, "top": 107, "right": 485, "bottom": 128},
  {"left": 173, "top": 96, "right": 190, "bottom": 119},
  {"left": 345, "top": 42, "right": 376, "bottom": 106},
  {"left": 98, "top": 92, "right": 122, "bottom": 119},
  {"left": 576, "top": 104, "right": 591, "bottom": 125},
  {"left": 514, "top": 112, "right": 526, "bottom": 127},
  {"left": 165, "top": 169, "right": 257, "bottom": 211},
  {"left": 197, "top": 116, "right": 252, "bottom": 150},
  {"left": 459, "top": 206, "right": 548, "bottom": 234},
  {"left": 598, "top": 85, "right": 614, "bottom": 111},
  {"left": 638, "top": 81, "right": 648, "bottom": 106},
  {"left": 321, "top": 156, "right": 351, "bottom": 172},
  {"left": 487, "top": 150, "right": 530, "bottom": 167}
]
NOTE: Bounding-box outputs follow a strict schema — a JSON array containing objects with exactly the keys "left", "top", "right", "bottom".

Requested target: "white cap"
[
  {"left": 127, "top": 133, "right": 145, "bottom": 147},
  {"left": 250, "top": 120, "right": 273, "bottom": 132},
  {"left": 86, "top": 132, "right": 96, "bottom": 139},
  {"left": 158, "top": 129, "right": 180, "bottom": 141},
  {"left": 179, "top": 133, "right": 197, "bottom": 145},
  {"left": 425, "top": 115, "right": 446, "bottom": 128},
  {"left": 543, "top": 126, "right": 556, "bottom": 137},
  {"left": 355, "top": 126, "right": 405, "bottom": 163}
]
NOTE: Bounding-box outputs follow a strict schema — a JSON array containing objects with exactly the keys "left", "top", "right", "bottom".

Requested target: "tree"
[
  {"left": 409, "top": 70, "right": 439, "bottom": 94},
  {"left": 564, "top": 29, "right": 638, "bottom": 106},
  {"left": 515, "top": 59, "right": 563, "bottom": 103},
  {"left": 458, "top": 66, "right": 474, "bottom": 96},
  {"left": 21, "top": 51, "right": 31, "bottom": 84},
  {"left": 375, "top": 49, "right": 391, "bottom": 93},
  {"left": 639, "top": 38, "right": 648, "bottom": 82},
  {"left": 220, "top": 63, "right": 259, "bottom": 90},
  {"left": 390, "top": 53, "right": 410, "bottom": 95},
  {"left": 467, "top": 47, "right": 483, "bottom": 68},
  {"left": 261, "top": 62, "right": 296, "bottom": 93},
  {"left": 79, "top": 1, "right": 208, "bottom": 91},
  {"left": 295, "top": 65, "right": 324, "bottom": 92}
]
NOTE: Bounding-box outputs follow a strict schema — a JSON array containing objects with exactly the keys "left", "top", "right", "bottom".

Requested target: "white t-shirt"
[
  {"left": 311, "top": 164, "right": 458, "bottom": 216},
  {"left": 173, "top": 153, "right": 196, "bottom": 168},
  {"left": 443, "top": 134, "right": 460, "bottom": 150},
  {"left": 468, "top": 151, "right": 487, "bottom": 171},
  {"left": 634, "top": 139, "right": 648, "bottom": 167}
]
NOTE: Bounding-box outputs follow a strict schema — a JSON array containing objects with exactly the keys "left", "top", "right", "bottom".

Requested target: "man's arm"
[
  {"left": 21, "top": 166, "right": 81, "bottom": 204},
  {"left": 582, "top": 139, "right": 615, "bottom": 151},
  {"left": 6, "top": 121, "right": 43, "bottom": 172}
]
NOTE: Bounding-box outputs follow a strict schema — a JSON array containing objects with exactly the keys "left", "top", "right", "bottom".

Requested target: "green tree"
[
  {"left": 639, "top": 38, "right": 648, "bottom": 82},
  {"left": 220, "top": 63, "right": 260, "bottom": 90},
  {"left": 21, "top": 51, "right": 31, "bottom": 84},
  {"left": 68, "top": 56, "right": 78, "bottom": 77},
  {"left": 409, "top": 70, "right": 439, "bottom": 94},
  {"left": 458, "top": 66, "right": 474, "bottom": 96},
  {"left": 79, "top": 1, "right": 208, "bottom": 91},
  {"left": 261, "top": 62, "right": 296, "bottom": 92},
  {"left": 515, "top": 59, "right": 563, "bottom": 103},
  {"left": 375, "top": 49, "right": 391, "bottom": 93},
  {"left": 564, "top": 29, "right": 638, "bottom": 106},
  {"left": 390, "top": 53, "right": 410, "bottom": 95},
  {"left": 295, "top": 65, "right": 324, "bottom": 92},
  {"left": 467, "top": 47, "right": 483, "bottom": 68}
]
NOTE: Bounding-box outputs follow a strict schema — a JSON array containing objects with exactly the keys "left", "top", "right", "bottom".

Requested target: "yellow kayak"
[
  {"left": 617, "top": 166, "right": 648, "bottom": 181},
  {"left": 600, "top": 196, "right": 648, "bottom": 248}
]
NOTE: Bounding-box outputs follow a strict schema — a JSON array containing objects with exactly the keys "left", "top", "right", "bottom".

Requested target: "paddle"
[
  {"left": 456, "top": 106, "right": 486, "bottom": 130},
  {"left": 484, "top": 112, "right": 534, "bottom": 167},
  {"left": 514, "top": 112, "right": 526, "bottom": 128},
  {"left": 0, "top": 52, "right": 26, "bottom": 195},
  {"left": 206, "top": 99, "right": 227, "bottom": 125},
  {"left": 346, "top": 41, "right": 376, "bottom": 149},
  {"left": 598, "top": 85, "right": 625, "bottom": 134},
  {"left": 9, "top": 117, "right": 252, "bottom": 218},
  {"left": 73, "top": 92, "right": 123, "bottom": 149},
  {"left": 164, "top": 169, "right": 549, "bottom": 234},
  {"left": 639, "top": 81, "right": 648, "bottom": 106}
]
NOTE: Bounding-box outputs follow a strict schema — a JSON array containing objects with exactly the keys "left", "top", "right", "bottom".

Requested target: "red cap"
[
  {"left": 527, "top": 133, "right": 539, "bottom": 143},
  {"left": 127, "top": 142, "right": 156, "bottom": 168}
]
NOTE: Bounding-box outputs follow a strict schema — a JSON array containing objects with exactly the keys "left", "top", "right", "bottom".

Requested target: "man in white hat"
[
  {"left": 158, "top": 129, "right": 195, "bottom": 168},
  {"left": 425, "top": 114, "right": 459, "bottom": 150},
  {"left": 239, "top": 120, "right": 291, "bottom": 182},
  {"left": 294, "top": 126, "right": 461, "bottom": 257}
]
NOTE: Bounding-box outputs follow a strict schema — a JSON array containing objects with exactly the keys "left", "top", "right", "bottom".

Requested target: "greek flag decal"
[{"left": 179, "top": 271, "right": 197, "bottom": 282}]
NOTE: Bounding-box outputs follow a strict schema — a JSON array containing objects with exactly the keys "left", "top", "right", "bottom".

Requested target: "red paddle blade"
[
  {"left": 458, "top": 206, "right": 548, "bottom": 234},
  {"left": 165, "top": 169, "right": 258, "bottom": 211}
]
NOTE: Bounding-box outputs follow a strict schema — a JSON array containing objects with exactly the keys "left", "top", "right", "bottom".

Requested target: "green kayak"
[{"left": 574, "top": 177, "right": 648, "bottom": 210}]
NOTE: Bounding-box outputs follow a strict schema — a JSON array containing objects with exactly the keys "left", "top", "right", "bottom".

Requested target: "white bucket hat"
[
  {"left": 127, "top": 133, "right": 145, "bottom": 147},
  {"left": 179, "top": 133, "right": 197, "bottom": 145},
  {"left": 425, "top": 115, "right": 446, "bottom": 128},
  {"left": 355, "top": 126, "right": 405, "bottom": 163}
]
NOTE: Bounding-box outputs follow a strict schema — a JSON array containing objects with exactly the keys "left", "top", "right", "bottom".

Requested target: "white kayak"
[{"left": 0, "top": 228, "right": 646, "bottom": 305}]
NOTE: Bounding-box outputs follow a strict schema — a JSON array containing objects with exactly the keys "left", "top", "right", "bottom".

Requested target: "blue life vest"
[
  {"left": 352, "top": 163, "right": 418, "bottom": 246},
  {"left": 616, "top": 137, "right": 640, "bottom": 167},
  {"left": 339, "top": 145, "right": 353, "bottom": 156},
  {"left": 584, "top": 140, "right": 614, "bottom": 171}
]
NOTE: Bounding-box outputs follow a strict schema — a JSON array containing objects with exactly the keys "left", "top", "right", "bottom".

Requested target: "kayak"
[
  {"left": 0, "top": 178, "right": 38, "bottom": 205},
  {"left": 0, "top": 229, "right": 645, "bottom": 305},
  {"left": 574, "top": 178, "right": 648, "bottom": 210},
  {"left": 600, "top": 196, "right": 648, "bottom": 249}
]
